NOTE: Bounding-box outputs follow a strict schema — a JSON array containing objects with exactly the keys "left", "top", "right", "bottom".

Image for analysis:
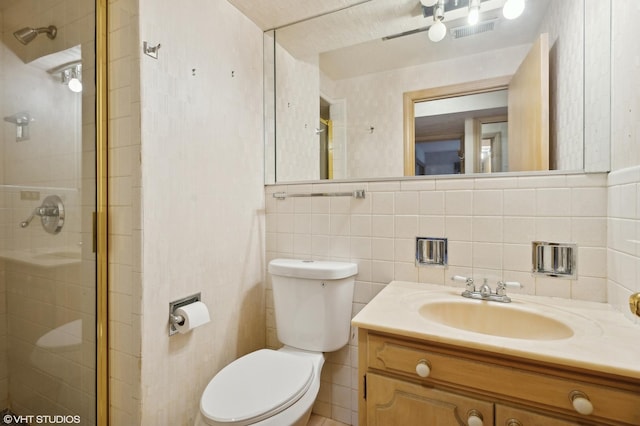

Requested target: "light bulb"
[
  {"left": 503, "top": 0, "right": 525, "bottom": 20},
  {"left": 68, "top": 78, "right": 83, "bottom": 93},
  {"left": 420, "top": 0, "right": 438, "bottom": 7},
  {"left": 468, "top": 8, "right": 480, "bottom": 25},
  {"left": 468, "top": 0, "right": 481, "bottom": 25},
  {"left": 428, "top": 20, "right": 446, "bottom": 42}
]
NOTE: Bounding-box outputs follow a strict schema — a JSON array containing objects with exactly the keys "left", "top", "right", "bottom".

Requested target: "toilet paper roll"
[{"left": 174, "top": 301, "right": 210, "bottom": 334}]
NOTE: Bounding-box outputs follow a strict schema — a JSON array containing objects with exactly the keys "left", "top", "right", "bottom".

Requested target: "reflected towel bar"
[{"left": 273, "top": 189, "right": 365, "bottom": 200}]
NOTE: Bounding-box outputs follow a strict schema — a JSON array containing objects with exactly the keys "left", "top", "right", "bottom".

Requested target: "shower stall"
[{"left": 0, "top": 1, "right": 105, "bottom": 424}]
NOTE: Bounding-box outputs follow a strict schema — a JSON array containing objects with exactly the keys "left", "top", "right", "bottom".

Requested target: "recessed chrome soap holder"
[
  {"left": 416, "top": 237, "right": 447, "bottom": 267},
  {"left": 532, "top": 241, "right": 577, "bottom": 279}
]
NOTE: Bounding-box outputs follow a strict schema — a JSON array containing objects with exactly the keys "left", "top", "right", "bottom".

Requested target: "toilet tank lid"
[{"left": 268, "top": 259, "right": 358, "bottom": 280}]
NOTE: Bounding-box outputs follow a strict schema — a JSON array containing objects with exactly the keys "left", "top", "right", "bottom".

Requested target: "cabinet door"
[
  {"left": 366, "top": 373, "right": 493, "bottom": 426},
  {"left": 496, "top": 404, "right": 581, "bottom": 426}
]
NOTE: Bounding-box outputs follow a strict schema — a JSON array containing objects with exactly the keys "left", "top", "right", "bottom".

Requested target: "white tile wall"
[
  {"left": 107, "top": 0, "right": 142, "bottom": 423},
  {"left": 266, "top": 171, "right": 608, "bottom": 425}
]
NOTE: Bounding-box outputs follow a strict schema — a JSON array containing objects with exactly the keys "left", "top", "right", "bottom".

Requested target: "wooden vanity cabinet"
[{"left": 358, "top": 329, "right": 640, "bottom": 426}]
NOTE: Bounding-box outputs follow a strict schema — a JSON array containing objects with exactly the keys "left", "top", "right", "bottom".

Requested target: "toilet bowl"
[
  {"left": 195, "top": 347, "right": 323, "bottom": 426},
  {"left": 196, "top": 259, "right": 357, "bottom": 426}
]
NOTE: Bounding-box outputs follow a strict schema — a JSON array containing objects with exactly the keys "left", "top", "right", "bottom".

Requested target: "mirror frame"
[{"left": 403, "top": 75, "right": 512, "bottom": 176}]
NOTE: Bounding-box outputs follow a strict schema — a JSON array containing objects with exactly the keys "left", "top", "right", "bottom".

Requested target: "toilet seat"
[{"left": 200, "top": 349, "right": 314, "bottom": 426}]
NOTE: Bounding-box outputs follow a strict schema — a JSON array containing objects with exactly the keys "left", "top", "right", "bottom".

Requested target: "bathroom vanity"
[{"left": 352, "top": 281, "right": 640, "bottom": 426}]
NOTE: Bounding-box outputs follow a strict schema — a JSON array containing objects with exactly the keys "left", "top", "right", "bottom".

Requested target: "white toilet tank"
[{"left": 268, "top": 259, "right": 358, "bottom": 352}]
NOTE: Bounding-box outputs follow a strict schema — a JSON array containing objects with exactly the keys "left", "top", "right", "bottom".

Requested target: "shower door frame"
[{"left": 96, "top": 0, "right": 109, "bottom": 424}]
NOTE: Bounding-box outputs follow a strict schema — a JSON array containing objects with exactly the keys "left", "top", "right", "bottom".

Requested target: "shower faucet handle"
[{"left": 19, "top": 195, "right": 65, "bottom": 234}]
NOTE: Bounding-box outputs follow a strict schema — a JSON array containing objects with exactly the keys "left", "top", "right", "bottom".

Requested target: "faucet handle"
[
  {"left": 496, "top": 281, "right": 523, "bottom": 295},
  {"left": 451, "top": 275, "right": 475, "bottom": 291}
]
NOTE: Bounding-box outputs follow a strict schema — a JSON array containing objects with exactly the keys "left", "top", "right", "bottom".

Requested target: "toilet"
[{"left": 196, "top": 258, "right": 358, "bottom": 426}]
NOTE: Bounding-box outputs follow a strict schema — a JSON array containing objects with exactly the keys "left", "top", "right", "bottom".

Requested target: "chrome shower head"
[{"left": 13, "top": 25, "right": 57, "bottom": 45}]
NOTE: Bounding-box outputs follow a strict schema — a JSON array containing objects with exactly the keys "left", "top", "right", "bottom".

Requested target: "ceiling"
[
  {"left": 226, "top": 0, "right": 372, "bottom": 31},
  {"left": 227, "top": 0, "right": 551, "bottom": 80}
]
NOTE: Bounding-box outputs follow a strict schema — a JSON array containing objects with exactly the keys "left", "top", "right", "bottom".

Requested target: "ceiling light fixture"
[
  {"left": 421, "top": 0, "right": 526, "bottom": 43},
  {"left": 503, "top": 0, "right": 525, "bottom": 20},
  {"left": 428, "top": 0, "right": 447, "bottom": 42}
]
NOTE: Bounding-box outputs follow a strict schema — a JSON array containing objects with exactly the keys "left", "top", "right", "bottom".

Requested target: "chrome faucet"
[
  {"left": 451, "top": 276, "right": 523, "bottom": 303},
  {"left": 479, "top": 279, "right": 492, "bottom": 298}
]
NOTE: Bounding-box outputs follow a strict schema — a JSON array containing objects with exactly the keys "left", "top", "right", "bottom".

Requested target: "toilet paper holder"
[{"left": 169, "top": 292, "right": 201, "bottom": 336}]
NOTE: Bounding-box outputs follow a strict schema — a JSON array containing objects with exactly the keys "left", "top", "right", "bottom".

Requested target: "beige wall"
[
  {"left": 540, "top": 0, "right": 584, "bottom": 170},
  {"left": 610, "top": 0, "right": 640, "bottom": 171},
  {"left": 607, "top": 0, "right": 640, "bottom": 324},
  {"left": 274, "top": 46, "right": 321, "bottom": 182},
  {"left": 332, "top": 44, "right": 529, "bottom": 179},
  {"left": 108, "top": 0, "right": 266, "bottom": 424}
]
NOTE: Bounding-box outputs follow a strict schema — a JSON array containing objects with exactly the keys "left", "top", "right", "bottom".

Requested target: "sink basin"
[{"left": 419, "top": 300, "right": 574, "bottom": 340}]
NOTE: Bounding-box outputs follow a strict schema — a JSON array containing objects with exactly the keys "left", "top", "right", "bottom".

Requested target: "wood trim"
[
  {"left": 403, "top": 76, "right": 512, "bottom": 176},
  {"left": 473, "top": 115, "right": 508, "bottom": 173},
  {"left": 414, "top": 133, "right": 464, "bottom": 144},
  {"left": 358, "top": 329, "right": 369, "bottom": 426}
]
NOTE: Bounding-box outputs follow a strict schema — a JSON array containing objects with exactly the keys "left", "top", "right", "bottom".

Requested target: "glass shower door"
[{"left": 0, "top": 1, "right": 98, "bottom": 424}]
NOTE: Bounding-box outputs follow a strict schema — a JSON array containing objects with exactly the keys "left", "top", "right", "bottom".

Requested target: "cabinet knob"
[
  {"left": 506, "top": 420, "right": 523, "bottom": 426},
  {"left": 570, "top": 390, "right": 594, "bottom": 415},
  {"left": 467, "top": 409, "right": 484, "bottom": 426},
  {"left": 415, "top": 359, "right": 431, "bottom": 378}
]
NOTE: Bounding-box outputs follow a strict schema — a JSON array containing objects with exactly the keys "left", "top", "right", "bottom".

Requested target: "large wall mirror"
[{"left": 263, "top": 0, "right": 611, "bottom": 184}]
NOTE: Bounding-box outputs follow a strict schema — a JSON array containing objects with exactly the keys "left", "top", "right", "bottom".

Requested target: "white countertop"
[{"left": 352, "top": 281, "right": 640, "bottom": 380}]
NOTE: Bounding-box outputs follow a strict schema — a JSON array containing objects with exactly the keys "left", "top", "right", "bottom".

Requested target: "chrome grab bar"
[{"left": 273, "top": 189, "right": 365, "bottom": 200}]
